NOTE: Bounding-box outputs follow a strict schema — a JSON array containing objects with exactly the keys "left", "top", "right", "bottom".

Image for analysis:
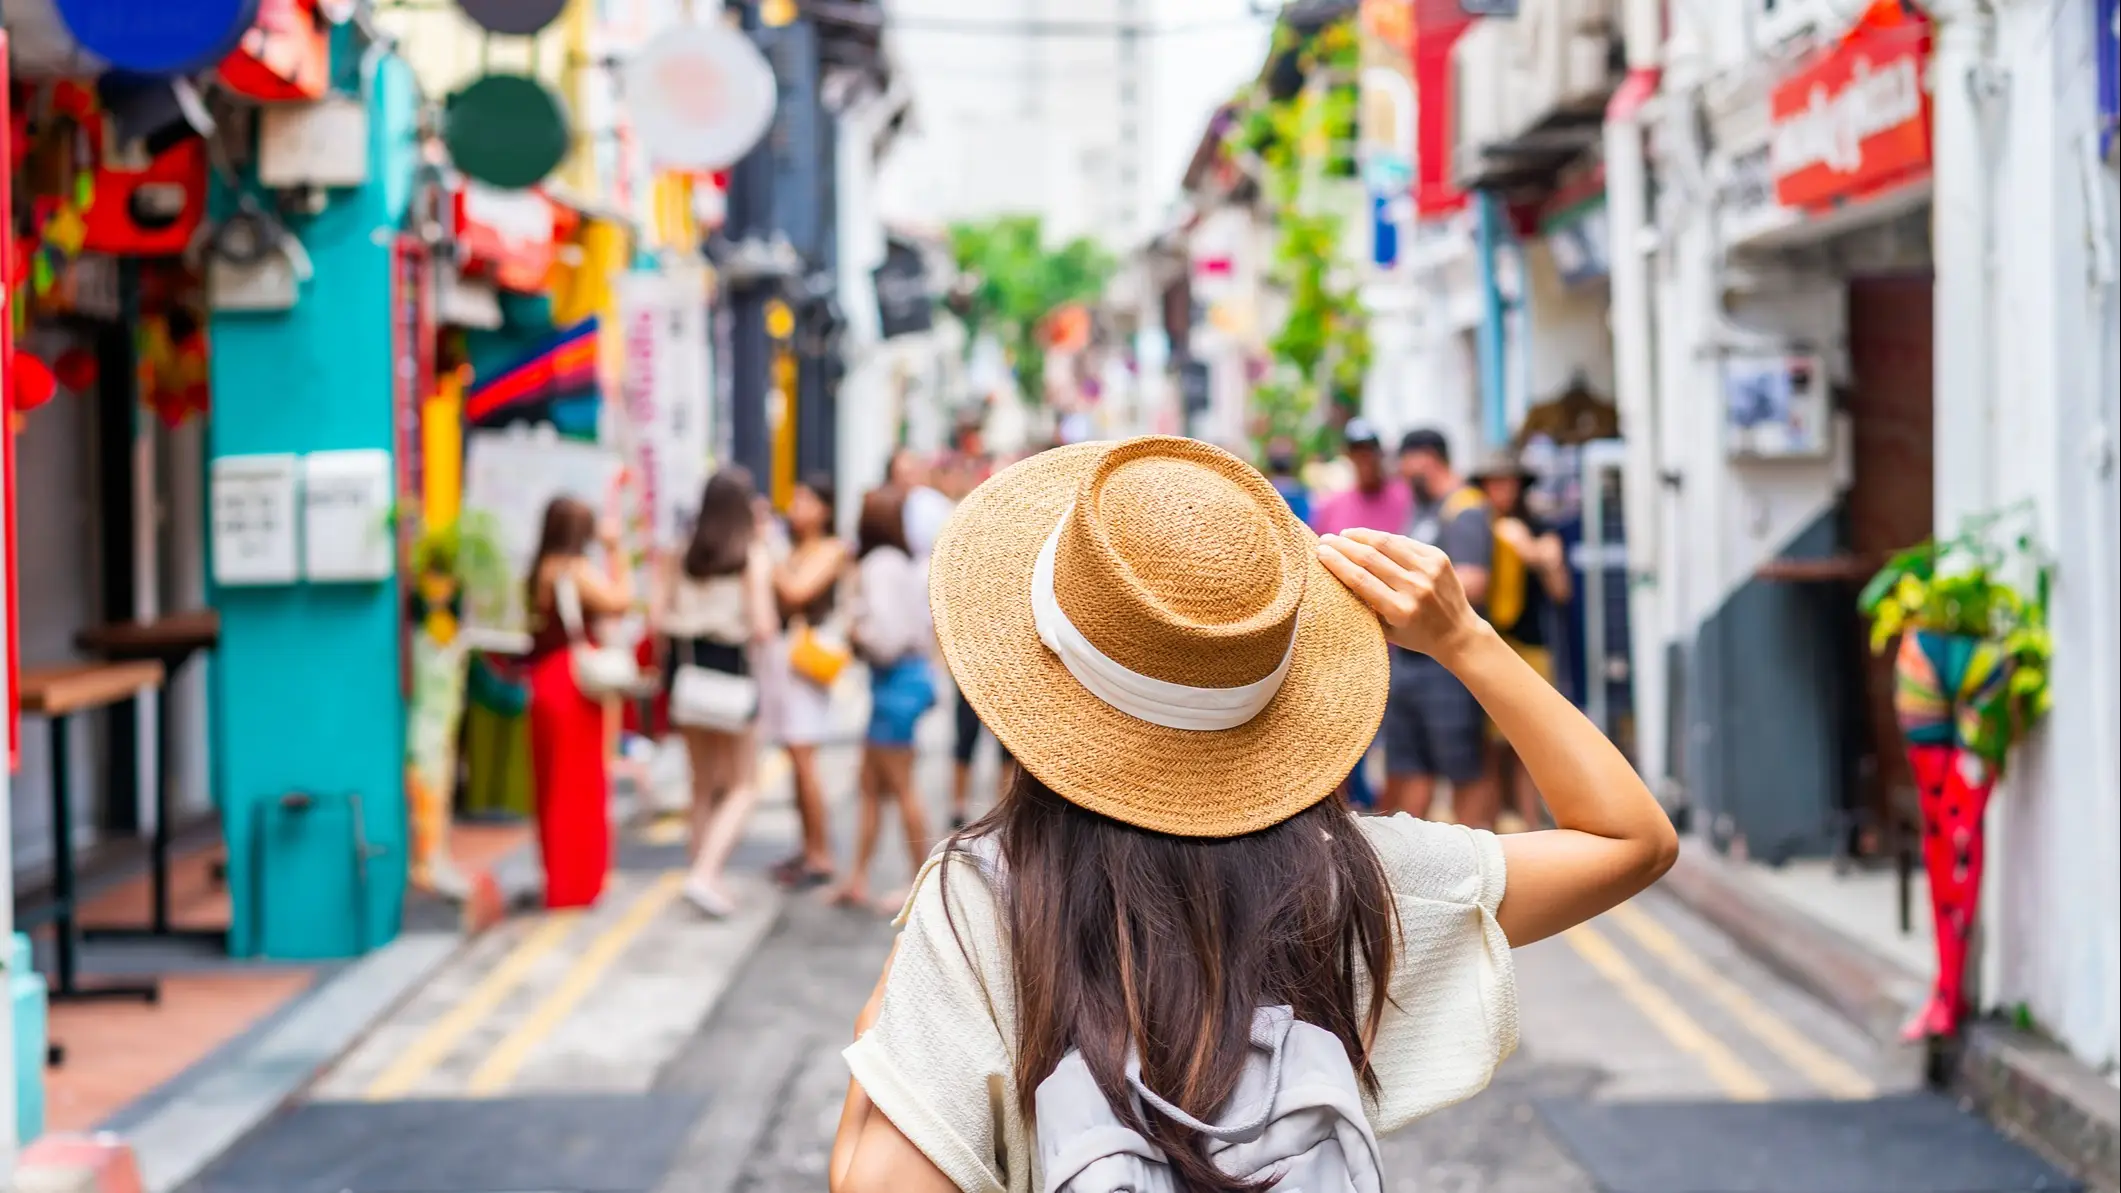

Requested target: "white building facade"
[{"left": 1611, "top": 0, "right": 2119, "bottom": 1074}]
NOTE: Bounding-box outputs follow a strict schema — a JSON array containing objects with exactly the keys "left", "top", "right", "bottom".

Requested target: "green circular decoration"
[{"left": 446, "top": 74, "right": 570, "bottom": 191}]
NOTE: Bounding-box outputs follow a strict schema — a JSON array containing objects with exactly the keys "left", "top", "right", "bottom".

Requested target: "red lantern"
[
  {"left": 11, "top": 352, "right": 57, "bottom": 414},
  {"left": 53, "top": 346, "right": 98, "bottom": 392}
]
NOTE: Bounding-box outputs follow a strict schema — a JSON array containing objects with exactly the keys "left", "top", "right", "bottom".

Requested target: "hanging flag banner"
[{"left": 616, "top": 267, "right": 714, "bottom": 551}]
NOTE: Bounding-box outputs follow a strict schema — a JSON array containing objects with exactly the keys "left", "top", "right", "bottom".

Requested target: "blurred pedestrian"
[
  {"left": 829, "top": 436, "right": 1677, "bottom": 1190},
  {"left": 1264, "top": 436, "right": 1311, "bottom": 525},
  {"left": 937, "top": 431, "right": 1014, "bottom": 825},
  {"left": 657, "top": 469, "right": 778, "bottom": 916},
  {"left": 763, "top": 474, "right": 850, "bottom": 889},
  {"left": 890, "top": 447, "right": 953, "bottom": 560},
  {"left": 523, "top": 492, "right": 633, "bottom": 909},
  {"left": 1307, "top": 419, "right": 1403, "bottom": 809},
  {"left": 829, "top": 485, "right": 939, "bottom": 912},
  {"left": 1386, "top": 428, "right": 1498, "bottom": 829},
  {"left": 1309, "top": 418, "right": 1408, "bottom": 537},
  {"left": 1473, "top": 450, "right": 1572, "bottom": 832}
]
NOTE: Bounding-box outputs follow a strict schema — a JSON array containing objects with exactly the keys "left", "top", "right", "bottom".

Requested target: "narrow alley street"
[{"left": 161, "top": 726, "right": 2070, "bottom": 1193}]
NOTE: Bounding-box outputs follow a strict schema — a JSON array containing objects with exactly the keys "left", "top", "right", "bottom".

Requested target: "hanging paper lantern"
[
  {"left": 12, "top": 353, "right": 58, "bottom": 415},
  {"left": 54, "top": 347, "right": 99, "bottom": 393}
]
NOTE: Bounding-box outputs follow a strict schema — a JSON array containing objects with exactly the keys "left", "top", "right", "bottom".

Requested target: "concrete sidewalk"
[{"left": 1663, "top": 839, "right": 2120, "bottom": 1191}]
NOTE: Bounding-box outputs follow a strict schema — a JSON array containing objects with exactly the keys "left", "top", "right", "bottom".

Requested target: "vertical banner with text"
[{"left": 616, "top": 265, "right": 715, "bottom": 552}]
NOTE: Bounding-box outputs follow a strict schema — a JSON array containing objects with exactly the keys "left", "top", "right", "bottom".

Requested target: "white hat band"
[{"left": 1030, "top": 506, "right": 1295, "bottom": 732}]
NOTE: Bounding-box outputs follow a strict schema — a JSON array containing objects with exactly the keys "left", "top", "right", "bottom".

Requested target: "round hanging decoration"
[
  {"left": 445, "top": 74, "right": 571, "bottom": 190},
  {"left": 53, "top": 0, "right": 262, "bottom": 76},
  {"left": 623, "top": 23, "right": 779, "bottom": 171},
  {"left": 455, "top": 0, "right": 568, "bottom": 36},
  {"left": 53, "top": 347, "right": 100, "bottom": 393}
]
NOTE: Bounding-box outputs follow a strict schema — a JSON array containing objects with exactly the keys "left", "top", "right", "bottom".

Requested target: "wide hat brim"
[{"left": 929, "top": 443, "right": 1389, "bottom": 838}]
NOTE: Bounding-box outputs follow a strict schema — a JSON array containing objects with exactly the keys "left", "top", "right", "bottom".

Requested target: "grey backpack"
[
  {"left": 1034, "top": 1004, "right": 1385, "bottom": 1192},
  {"left": 943, "top": 838, "right": 1383, "bottom": 1193}
]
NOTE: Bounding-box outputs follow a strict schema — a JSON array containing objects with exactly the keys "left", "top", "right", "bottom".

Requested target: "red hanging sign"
[
  {"left": 454, "top": 183, "right": 559, "bottom": 294},
  {"left": 1770, "top": 2, "right": 1933, "bottom": 212},
  {"left": 1411, "top": 2, "right": 1474, "bottom": 217},
  {"left": 219, "top": 0, "right": 332, "bottom": 103}
]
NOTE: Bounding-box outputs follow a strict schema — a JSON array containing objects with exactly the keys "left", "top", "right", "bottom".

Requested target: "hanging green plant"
[
  {"left": 1216, "top": 14, "right": 1369, "bottom": 465},
  {"left": 1857, "top": 506, "right": 2054, "bottom": 751}
]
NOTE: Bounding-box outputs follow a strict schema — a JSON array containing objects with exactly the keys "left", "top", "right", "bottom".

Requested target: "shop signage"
[
  {"left": 2099, "top": 0, "right": 2118, "bottom": 159},
  {"left": 445, "top": 73, "right": 569, "bottom": 190},
  {"left": 219, "top": 0, "right": 331, "bottom": 103},
  {"left": 1543, "top": 196, "right": 1609, "bottom": 288},
  {"left": 873, "top": 241, "right": 933, "bottom": 340},
  {"left": 456, "top": 184, "right": 557, "bottom": 294},
  {"left": 624, "top": 24, "right": 779, "bottom": 171},
  {"left": 1723, "top": 352, "right": 1831, "bottom": 460},
  {"left": 54, "top": 0, "right": 261, "bottom": 77},
  {"left": 1769, "top": 5, "right": 1933, "bottom": 211},
  {"left": 616, "top": 269, "right": 713, "bottom": 551}
]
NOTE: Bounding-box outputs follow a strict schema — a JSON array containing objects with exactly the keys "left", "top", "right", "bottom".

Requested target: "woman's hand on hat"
[{"left": 1317, "top": 528, "right": 1486, "bottom": 662}]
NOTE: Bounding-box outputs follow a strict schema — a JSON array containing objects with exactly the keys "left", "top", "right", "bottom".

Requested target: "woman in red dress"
[{"left": 524, "top": 495, "right": 634, "bottom": 909}]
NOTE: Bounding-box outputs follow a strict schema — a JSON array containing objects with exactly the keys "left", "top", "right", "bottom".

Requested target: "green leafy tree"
[
  {"left": 947, "top": 216, "right": 1115, "bottom": 406},
  {"left": 1221, "top": 15, "right": 1369, "bottom": 462}
]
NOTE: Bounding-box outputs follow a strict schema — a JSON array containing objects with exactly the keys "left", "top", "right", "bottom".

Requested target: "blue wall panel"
[{"left": 206, "top": 49, "right": 420, "bottom": 959}]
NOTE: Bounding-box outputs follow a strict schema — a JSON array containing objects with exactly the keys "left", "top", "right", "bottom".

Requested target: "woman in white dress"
[{"left": 762, "top": 473, "right": 849, "bottom": 889}]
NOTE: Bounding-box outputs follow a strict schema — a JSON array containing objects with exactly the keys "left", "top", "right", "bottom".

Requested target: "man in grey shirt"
[{"left": 1380, "top": 429, "right": 1499, "bottom": 829}]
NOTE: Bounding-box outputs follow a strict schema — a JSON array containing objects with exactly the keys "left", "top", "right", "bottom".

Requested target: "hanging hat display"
[
  {"left": 455, "top": 0, "right": 567, "bottom": 36},
  {"left": 53, "top": 0, "right": 263, "bottom": 77},
  {"left": 623, "top": 23, "right": 779, "bottom": 171},
  {"left": 445, "top": 74, "right": 570, "bottom": 191}
]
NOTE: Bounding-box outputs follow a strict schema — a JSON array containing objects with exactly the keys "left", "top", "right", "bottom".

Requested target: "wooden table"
[
  {"left": 76, "top": 610, "right": 223, "bottom": 946},
  {"left": 19, "top": 660, "right": 167, "bottom": 1004}
]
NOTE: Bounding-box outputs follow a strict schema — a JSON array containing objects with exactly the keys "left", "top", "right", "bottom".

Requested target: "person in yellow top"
[{"left": 1471, "top": 450, "right": 1573, "bottom": 831}]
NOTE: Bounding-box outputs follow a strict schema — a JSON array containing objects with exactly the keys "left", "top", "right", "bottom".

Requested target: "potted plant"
[{"left": 1857, "top": 508, "right": 2052, "bottom": 1041}]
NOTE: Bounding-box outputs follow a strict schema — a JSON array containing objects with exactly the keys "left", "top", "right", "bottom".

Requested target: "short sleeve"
[
  {"left": 1444, "top": 503, "right": 1493, "bottom": 570},
  {"left": 843, "top": 853, "right": 1021, "bottom": 1193},
  {"left": 1355, "top": 814, "right": 1519, "bottom": 1133}
]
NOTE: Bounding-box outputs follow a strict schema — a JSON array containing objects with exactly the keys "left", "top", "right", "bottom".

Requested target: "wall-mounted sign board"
[
  {"left": 211, "top": 453, "right": 301, "bottom": 586},
  {"left": 302, "top": 449, "right": 396, "bottom": 582}
]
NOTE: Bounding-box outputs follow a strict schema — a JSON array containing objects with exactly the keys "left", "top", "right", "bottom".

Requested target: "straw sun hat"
[{"left": 929, "top": 436, "right": 1388, "bottom": 838}]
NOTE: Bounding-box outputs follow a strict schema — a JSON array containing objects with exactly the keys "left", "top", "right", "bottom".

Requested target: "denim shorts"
[{"left": 868, "top": 657, "right": 936, "bottom": 747}]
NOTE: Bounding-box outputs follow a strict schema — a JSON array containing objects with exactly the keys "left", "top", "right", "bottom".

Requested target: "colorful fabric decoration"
[
  {"left": 464, "top": 317, "right": 600, "bottom": 430},
  {"left": 1892, "top": 627, "right": 2014, "bottom": 1041}
]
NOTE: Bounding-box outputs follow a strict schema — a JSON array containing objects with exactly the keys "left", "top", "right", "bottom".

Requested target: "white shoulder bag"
[
  {"left": 669, "top": 655, "right": 758, "bottom": 732},
  {"left": 555, "top": 571, "right": 647, "bottom": 700}
]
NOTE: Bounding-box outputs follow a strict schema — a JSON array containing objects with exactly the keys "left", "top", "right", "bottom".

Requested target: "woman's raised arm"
[{"left": 1318, "top": 528, "right": 1676, "bottom": 947}]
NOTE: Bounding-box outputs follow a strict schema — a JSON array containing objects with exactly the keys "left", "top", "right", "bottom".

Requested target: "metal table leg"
[{"left": 44, "top": 714, "right": 160, "bottom": 1005}]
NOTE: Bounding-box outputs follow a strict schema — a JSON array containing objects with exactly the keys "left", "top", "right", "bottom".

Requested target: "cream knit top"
[{"left": 843, "top": 813, "right": 1519, "bottom": 1192}]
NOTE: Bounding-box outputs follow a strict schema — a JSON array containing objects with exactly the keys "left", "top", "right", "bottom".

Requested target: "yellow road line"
[
  {"left": 1606, "top": 902, "right": 1877, "bottom": 1099},
  {"left": 365, "top": 911, "right": 582, "bottom": 1100},
  {"left": 465, "top": 871, "right": 686, "bottom": 1096},
  {"left": 1564, "top": 923, "right": 1773, "bottom": 1101}
]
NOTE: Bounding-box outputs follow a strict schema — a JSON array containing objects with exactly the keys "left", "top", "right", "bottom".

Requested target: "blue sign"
[
  {"left": 2099, "top": 0, "right": 2118, "bottom": 158},
  {"left": 56, "top": 0, "right": 261, "bottom": 77}
]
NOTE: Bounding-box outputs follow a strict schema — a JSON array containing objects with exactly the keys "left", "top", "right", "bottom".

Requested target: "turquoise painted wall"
[{"left": 206, "top": 46, "right": 420, "bottom": 960}]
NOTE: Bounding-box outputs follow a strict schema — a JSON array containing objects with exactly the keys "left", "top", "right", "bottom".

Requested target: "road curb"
[
  {"left": 1661, "top": 841, "right": 2119, "bottom": 1191},
  {"left": 1659, "top": 843, "right": 1928, "bottom": 1047}
]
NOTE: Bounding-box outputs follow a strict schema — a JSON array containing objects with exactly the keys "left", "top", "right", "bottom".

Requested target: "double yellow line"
[
  {"left": 1565, "top": 901, "right": 1877, "bottom": 1101},
  {"left": 364, "top": 872, "right": 685, "bottom": 1101}
]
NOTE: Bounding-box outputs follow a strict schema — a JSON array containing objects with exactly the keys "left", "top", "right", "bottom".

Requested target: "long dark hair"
[
  {"left": 855, "top": 484, "right": 910, "bottom": 559},
  {"left": 526, "top": 494, "right": 597, "bottom": 612},
  {"left": 684, "top": 469, "right": 758, "bottom": 578},
  {"left": 944, "top": 771, "right": 1397, "bottom": 1191},
  {"left": 792, "top": 472, "right": 838, "bottom": 543}
]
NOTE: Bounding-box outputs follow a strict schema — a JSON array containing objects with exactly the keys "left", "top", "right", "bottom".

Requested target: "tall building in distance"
[{"left": 879, "top": 0, "right": 1268, "bottom": 248}]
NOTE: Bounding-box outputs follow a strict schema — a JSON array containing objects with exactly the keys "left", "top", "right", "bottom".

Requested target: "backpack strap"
[{"left": 1126, "top": 1006, "right": 1296, "bottom": 1141}]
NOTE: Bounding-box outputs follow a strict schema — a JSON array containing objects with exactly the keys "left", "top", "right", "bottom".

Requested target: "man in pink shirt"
[{"left": 1308, "top": 418, "right": 1411, "bottom": 538}]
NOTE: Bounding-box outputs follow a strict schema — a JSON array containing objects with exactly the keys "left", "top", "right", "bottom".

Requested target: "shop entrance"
[{"left": 1842, "top": 273, "right": 1937, "bottom": 854}]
